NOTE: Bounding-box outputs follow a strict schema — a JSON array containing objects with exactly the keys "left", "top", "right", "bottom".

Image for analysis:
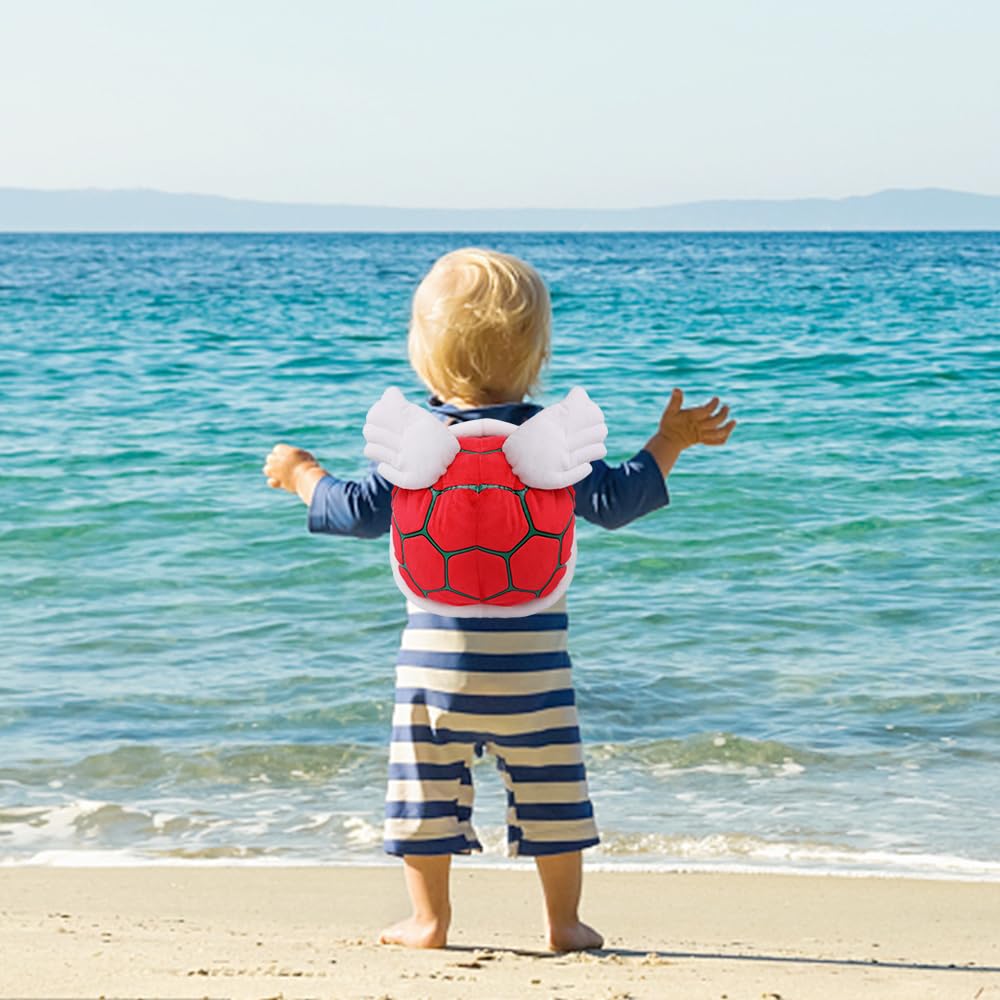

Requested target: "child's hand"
[
  {"left": 656, "top": 388, "right": 736, "bottom": 450},
  {"left": 644, "top": 388, "right": 736, "bottom": 479},
  {"left": 263, "top": 443, "right": 328, "bottom": 505}
]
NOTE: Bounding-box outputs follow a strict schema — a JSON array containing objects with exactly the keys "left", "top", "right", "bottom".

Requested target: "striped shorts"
[{"left": 384, "top": 594, "right": 601, "bottom": 858}]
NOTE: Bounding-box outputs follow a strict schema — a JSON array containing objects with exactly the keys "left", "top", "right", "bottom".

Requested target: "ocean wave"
[
  {"left": 0, "top": 741, "right": 388, "bottom": 788},
  {"left": 586, "top": 831, "right": 1000, "bottom": 879},
  {"left": 0, "top": 732, "right": 830, "bottom": 790},
  {"left": 5, "top": 823, "right": 1000, "bottom": 882},
  {"left": 588, "top": 733, "right": 823, "bottom": 774},
  {"left": 0, "top": 731, "right": 843, "bottom": 788}
]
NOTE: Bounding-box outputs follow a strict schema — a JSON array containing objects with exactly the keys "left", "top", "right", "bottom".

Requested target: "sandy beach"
[{"left": 0, "top": 865, "right": 996, "bottom": 999}]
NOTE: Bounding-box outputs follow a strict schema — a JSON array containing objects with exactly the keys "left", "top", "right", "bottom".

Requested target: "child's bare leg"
[
  {"left": 378, "top": 854, "right": 452, "bottom": 948},
  {"left": 534, "top": 850, "right": 603, "bottom": 952}
]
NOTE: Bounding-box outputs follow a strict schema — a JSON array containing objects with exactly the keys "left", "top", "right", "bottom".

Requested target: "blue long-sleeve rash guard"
[{"left": 306, "top": 395, "right": 670, "bottom": 539}]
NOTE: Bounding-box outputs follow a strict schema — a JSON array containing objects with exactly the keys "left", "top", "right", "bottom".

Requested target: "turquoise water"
[{"left": 2, "top": 232, "right": 998, "bottom": 877}]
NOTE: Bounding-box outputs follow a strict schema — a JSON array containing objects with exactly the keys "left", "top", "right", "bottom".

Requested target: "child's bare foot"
[
  {"left": 535, "top": 850, "right": 603, "bottom": 952},
  {"left": 378, "top": 914, "right": 449, "bottom": 949},
  {"left": 546, "top": 919, "right": 604, "bottom": 952}
]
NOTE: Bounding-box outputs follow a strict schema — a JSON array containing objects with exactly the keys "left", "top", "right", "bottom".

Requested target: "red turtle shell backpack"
[{"left": 362, "top": 386, "right": 608, "bottom": 618}]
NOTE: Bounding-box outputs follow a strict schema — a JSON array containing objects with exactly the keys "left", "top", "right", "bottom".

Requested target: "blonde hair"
[{"left": 408, "top": 247, "right": 551, "bottom": 405}]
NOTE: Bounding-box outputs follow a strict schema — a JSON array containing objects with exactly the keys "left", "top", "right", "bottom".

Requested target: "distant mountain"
[{"left": 1, "top": 186, "right": 998, "bottom": 232}]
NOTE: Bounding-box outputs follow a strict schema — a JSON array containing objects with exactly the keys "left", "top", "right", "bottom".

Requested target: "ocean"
[{"left": 1, "top": 231, "right": 998, "bottom": 879}]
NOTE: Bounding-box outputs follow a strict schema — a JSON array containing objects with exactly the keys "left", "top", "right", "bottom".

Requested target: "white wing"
[
  {"left": 502, "top": 386, "right": 607, "bottom": 489},
  {"left": 362, "top": 386, "right": 460, "bottom": 489}
]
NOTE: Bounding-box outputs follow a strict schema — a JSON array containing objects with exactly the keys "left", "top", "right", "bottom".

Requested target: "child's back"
[{"left": 263, "top": 247, "right": 735, "bottom": 951}]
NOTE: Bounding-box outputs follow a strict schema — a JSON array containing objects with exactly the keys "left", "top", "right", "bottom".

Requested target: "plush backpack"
[{"left": 362, "top": 386, "right": 607, "bottom": 617}]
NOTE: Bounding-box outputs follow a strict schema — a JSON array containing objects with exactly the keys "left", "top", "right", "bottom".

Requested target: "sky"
[{"left": 1, "top": 0, "right": 997, "bottom": 209}]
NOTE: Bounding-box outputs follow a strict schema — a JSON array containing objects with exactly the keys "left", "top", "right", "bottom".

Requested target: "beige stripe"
[
  {"left": 486, "top": 742, "right": 584, "bottom": 767},
  {"left": 390, "top": 741, "right": 473, "bottom": 766},
  {"left": 514, "top": 817, "right": 599, "bottom": 842},
  {"left": 395, "top": 665, "right": 572, "bottom": 696},
  {"left": 400, "top": 629, "right": 567, "bottom": 654},
  {"left": 383, "top": 815, "right": 460, "bottom": 839},
  {"left": 505, "top": 780, "right": 591, "bottom": 805},
  {"left": 405, "top": 594, "right": 568, "bottom": 616},
  {"left": 392, "top": 701, "right": 580, "bottom": 737},
  {"left": 456, "top": 822, "right": 479, "bottom": 843},
  {"left": 385, "top": 779, "right": 474, "bottom": 804}
]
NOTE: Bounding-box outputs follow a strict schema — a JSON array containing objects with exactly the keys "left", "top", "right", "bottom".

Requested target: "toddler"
[{"left": 263, "top": 247, "right": 735, "bottom": 951}]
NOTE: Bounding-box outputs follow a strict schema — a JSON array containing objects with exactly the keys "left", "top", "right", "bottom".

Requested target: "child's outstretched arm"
[
  {"left": 263, "top": 443, "right": 393, "bottom": 539},
  {"left": 575, "top": 388, "right": 735, "bottom": 530}
]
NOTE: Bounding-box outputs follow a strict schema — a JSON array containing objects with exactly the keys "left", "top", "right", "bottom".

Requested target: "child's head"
[{"left": 408, "top": 247, "right": 551, "bottom": 406}]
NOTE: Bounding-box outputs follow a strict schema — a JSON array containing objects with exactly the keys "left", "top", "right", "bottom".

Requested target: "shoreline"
[
  {"left": 5, "top": 851, "right": 1000, "bottom": 884},
  {"left": 1, "top": 864, "right": 997, "bottom": 999}
]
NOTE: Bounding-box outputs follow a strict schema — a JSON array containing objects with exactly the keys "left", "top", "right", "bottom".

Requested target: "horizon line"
[
  {"left": 3, "top": 183, "right": 999, "bottom": 213},
  {"left": 4, "top": 229, "right": 1000, "bottom": 236}
]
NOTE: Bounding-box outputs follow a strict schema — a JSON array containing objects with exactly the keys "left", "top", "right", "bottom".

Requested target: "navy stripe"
[
  {"left": 391, "top": 724, "right": 582, "bottom": 747},
  {"left": 388, "top": 761, "right": 472, "bottom": 782},
  {"left": 405, "top": 612, "right": 568, "bottom": 632},
  {"left": 395, "top": 686, "right": 575, "bottom": 715},
  {"left": 504, "top": 763, "right": 587, "bottom": 783},
  {"left": 384, "top": 800, "right": 472, "bottom": 820},
  {"left": 514, "top": 836, "right": 600, "bottom": 856},
  {"left": 516, "top": 801, "right": 594, "bottom": 821},
  {"left": 395, "top": 649, "right": 570, "bottom": 672},
  {"left": 488, "top": 725, "right": 582, "bottom": 747},
  {"left": 383, "top": 835, "right": 481, "bottom": 856}
]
